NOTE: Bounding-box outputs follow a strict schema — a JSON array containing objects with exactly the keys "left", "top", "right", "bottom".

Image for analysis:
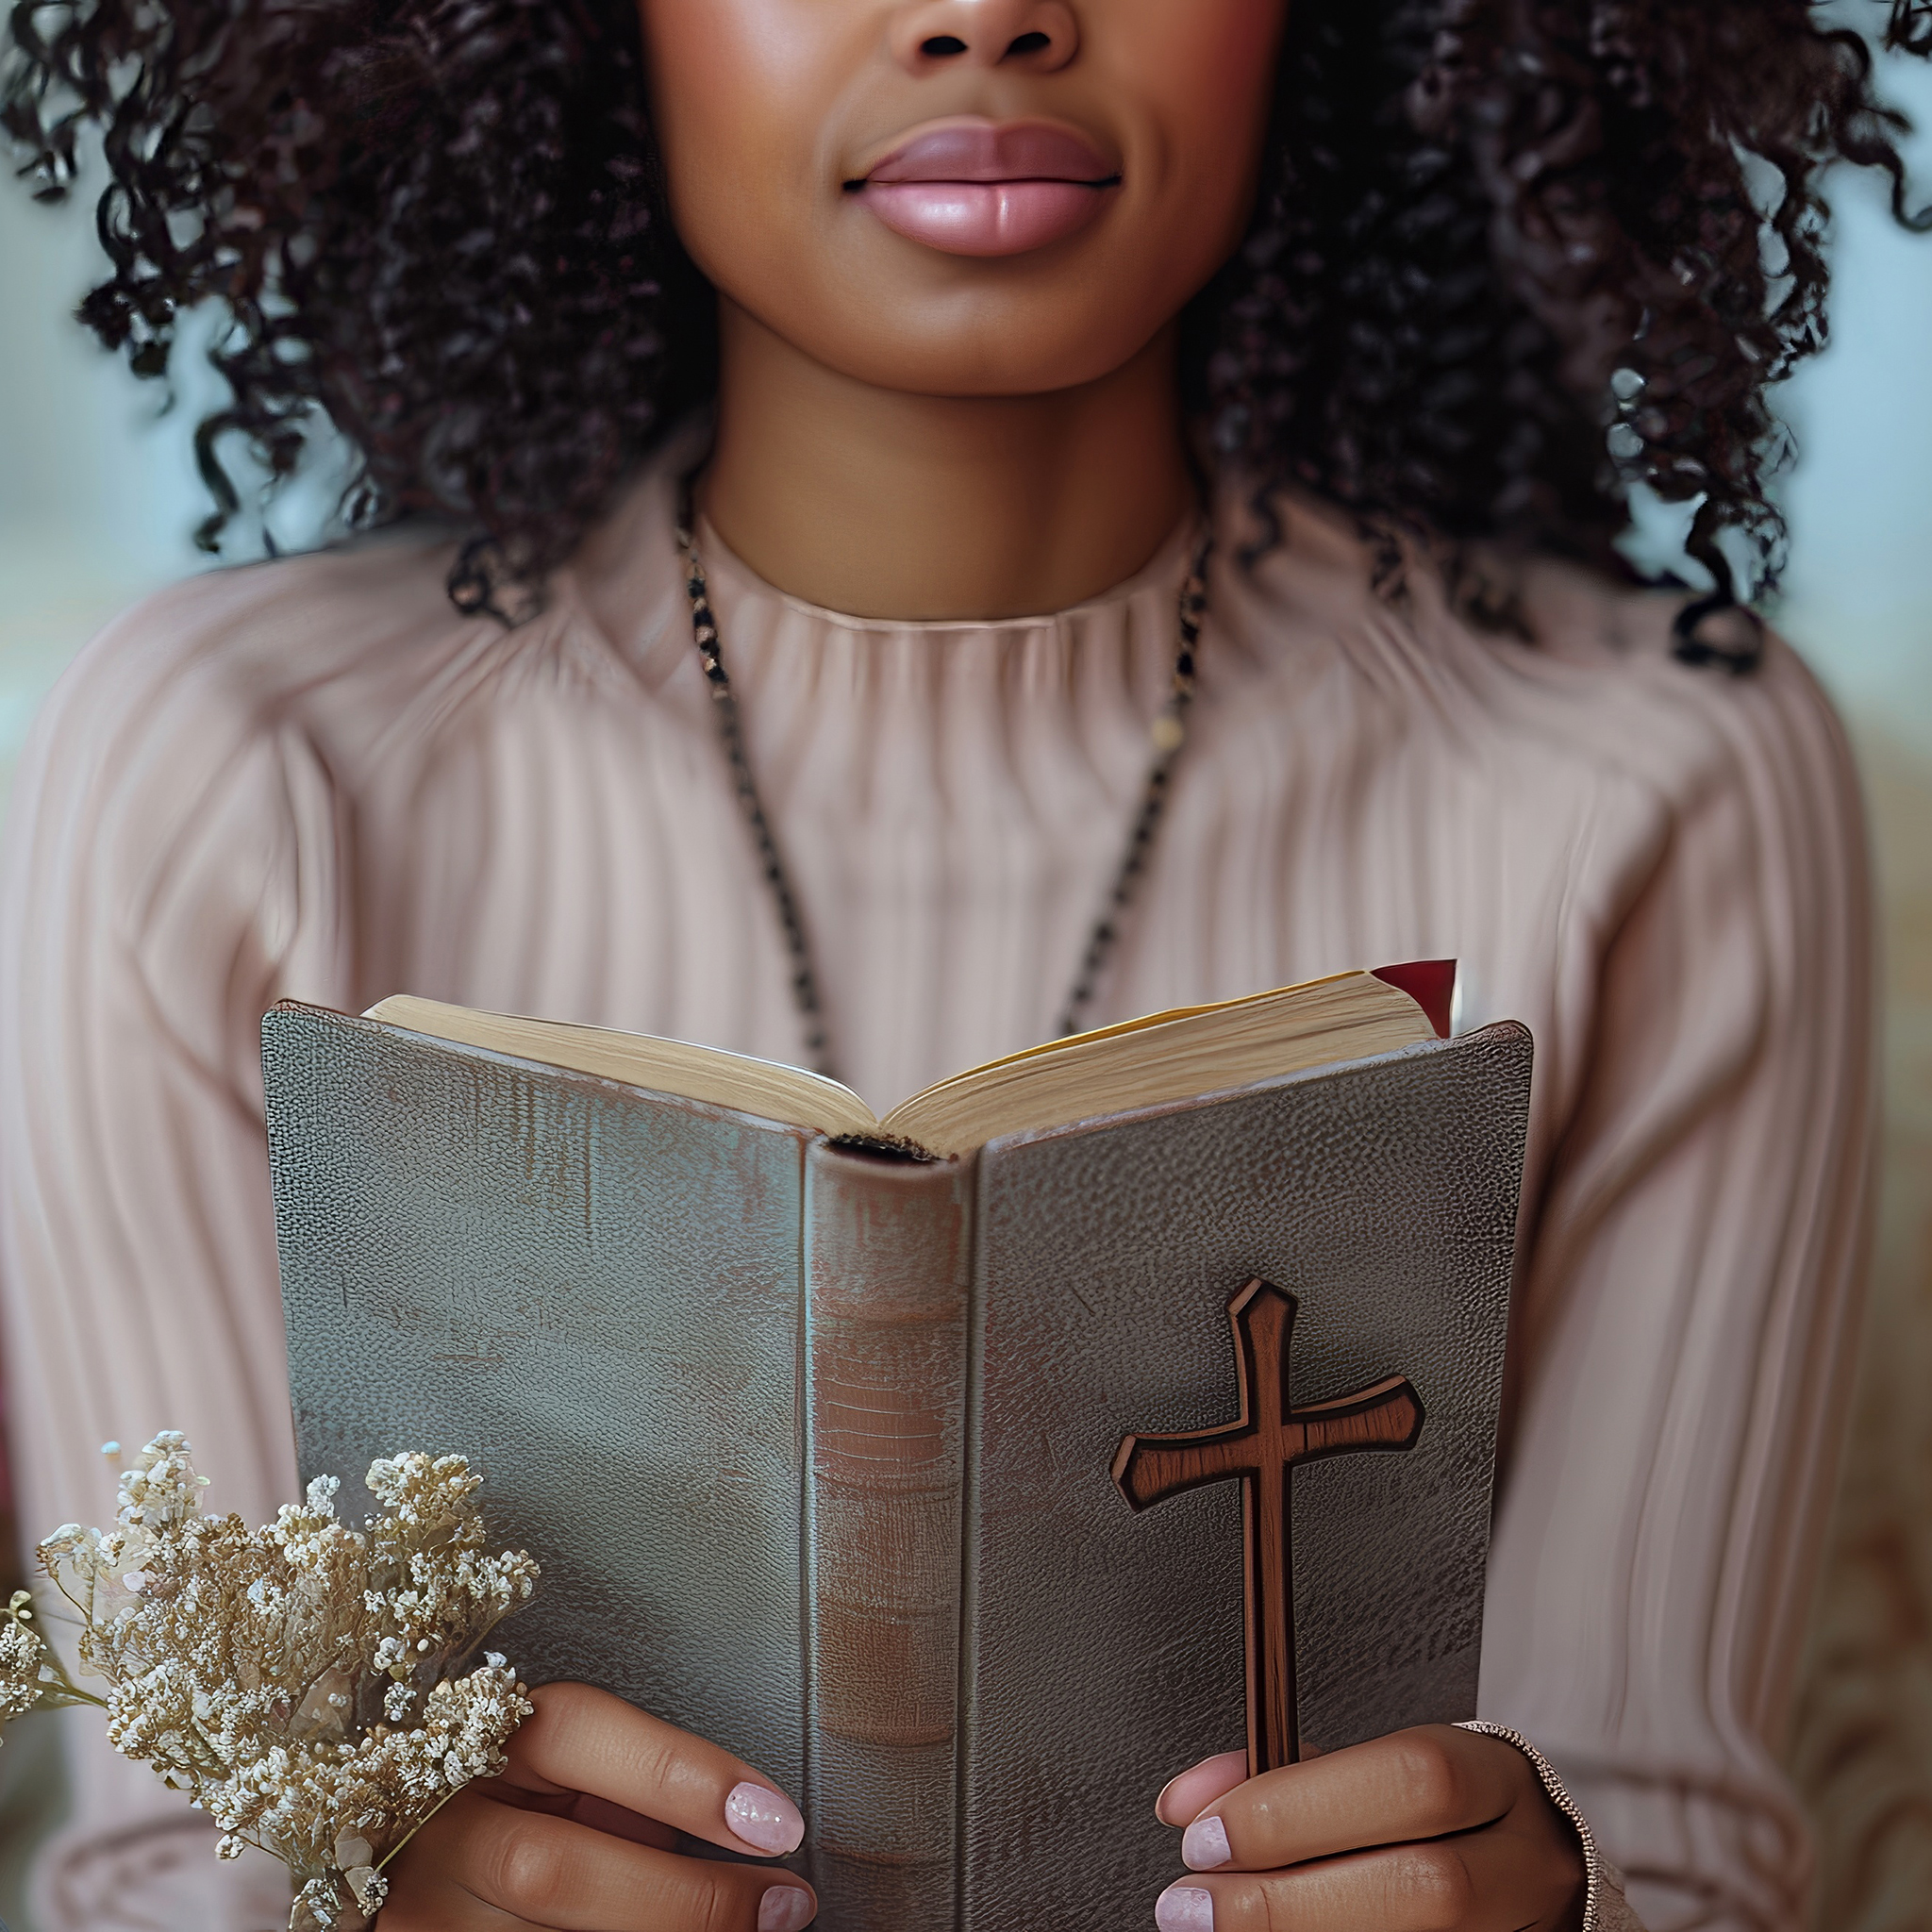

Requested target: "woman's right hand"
[{"left": 378, "top": 1681, "right": 818, "bottom": 1930}]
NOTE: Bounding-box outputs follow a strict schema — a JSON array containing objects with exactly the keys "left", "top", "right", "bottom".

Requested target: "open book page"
[
  {"left": 883, "top": 971, "right": 1433, "bottom": 1152},
  {"left": 366, "top": 969, "right": 1437, "bottom": 1157},
  {"left": 364, "top": 998, "right": 880, "bottom": 1138}
]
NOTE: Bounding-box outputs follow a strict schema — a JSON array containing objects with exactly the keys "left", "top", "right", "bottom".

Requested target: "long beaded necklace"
[{"left": 676, "top": 484, "right": 1213, "bottom": 1083}]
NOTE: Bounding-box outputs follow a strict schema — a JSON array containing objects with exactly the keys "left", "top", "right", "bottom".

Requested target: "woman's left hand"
[{"left": 1153, "top": 1724, "right": 1587, "bottom": 1931}]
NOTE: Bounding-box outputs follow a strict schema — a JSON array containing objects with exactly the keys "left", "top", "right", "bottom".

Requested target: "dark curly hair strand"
[{"left": 5, "top": 0, "right": 1928, "bottom": 658}]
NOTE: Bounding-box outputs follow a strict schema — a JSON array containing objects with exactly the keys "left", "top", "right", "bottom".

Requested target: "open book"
[
  {"left": 366, "top": 962, "right": 1450, "bottom": 1158},
  {"left": 266, "top": 960, "right": 1526, "bottom": 1932}
]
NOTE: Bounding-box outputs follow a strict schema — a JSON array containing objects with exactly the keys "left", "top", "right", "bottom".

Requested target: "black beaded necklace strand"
[{"left": 677, "top": 486, "right": 1214, "bottom": 1084}]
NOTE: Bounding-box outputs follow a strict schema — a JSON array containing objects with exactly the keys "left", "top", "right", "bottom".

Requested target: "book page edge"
[{"left": 970, "top": 1024, "right": 1527, "bottom": 1158}]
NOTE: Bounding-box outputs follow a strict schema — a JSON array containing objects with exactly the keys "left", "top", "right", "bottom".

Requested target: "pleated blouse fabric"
[{"left": 0, "top": 441, "right": 1875, "bottom": 1932}]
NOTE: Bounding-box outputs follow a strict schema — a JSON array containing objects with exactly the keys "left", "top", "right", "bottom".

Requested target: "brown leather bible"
[{"left": 265, "top": 967, "right": 1530, "bottom": 1931}]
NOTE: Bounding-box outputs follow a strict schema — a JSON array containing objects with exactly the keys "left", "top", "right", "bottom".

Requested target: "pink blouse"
[{"left": 0, "top": 441, "right": 1874, "bottom": 1931}]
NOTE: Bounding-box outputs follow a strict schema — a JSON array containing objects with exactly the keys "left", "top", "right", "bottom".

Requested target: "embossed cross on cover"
[
  {"left": 268, "top": 979, "right": 1528, "bottom": 1931},
  {"left": 1115, "top": 1279, "right": 1425, "bottom": 1775}
]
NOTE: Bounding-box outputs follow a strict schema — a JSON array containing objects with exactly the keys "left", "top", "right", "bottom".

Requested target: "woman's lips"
[
  {"left": 862, "top": 180, "right": 1111, "bottom": 257},
  {"left": 855, "top": 120, "right": 1121, "bottom": 258}
]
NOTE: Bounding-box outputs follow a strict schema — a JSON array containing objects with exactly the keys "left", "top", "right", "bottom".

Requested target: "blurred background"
[{"left": 2, "top": 42, "right": 1931, "bottom": 1932}]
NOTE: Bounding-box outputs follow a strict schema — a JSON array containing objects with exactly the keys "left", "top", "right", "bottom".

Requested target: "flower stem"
[{"left": 375, "top": 1784, "right": 462, "bottom": 1874}]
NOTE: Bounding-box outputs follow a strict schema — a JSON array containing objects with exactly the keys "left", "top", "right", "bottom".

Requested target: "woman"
[{"left": 0, "top": 0, "right": 1919, "bottom": 1927}]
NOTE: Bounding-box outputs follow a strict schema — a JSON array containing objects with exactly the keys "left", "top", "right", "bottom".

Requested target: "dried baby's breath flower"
[
  {"left": 0, "top": 1602, "right": 46, "bottom": 1724},
  {"left": 14, "top": 1435, "right": 539, "bottom": 1932},
  {"left": 0, "top": 1588, "right": 106, "bottom": 1727}
]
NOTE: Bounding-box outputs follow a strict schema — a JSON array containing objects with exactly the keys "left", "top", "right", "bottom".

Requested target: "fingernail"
[
  {"left": 1156, "top": 1750, "right": 1249, "bottom": 1824},
  {"left": 1181, "top": 1815, "right": 1232, "bottom": 1871},
  {"left": 758, "top": 1885, "right": 816, "bottom": 1931},
  {"left": 726, "top": 1781, "right": 805, "bottom": 1856},
  {"left": 1156, "top": 1884, "right": 1215, "bottom": 1931}
]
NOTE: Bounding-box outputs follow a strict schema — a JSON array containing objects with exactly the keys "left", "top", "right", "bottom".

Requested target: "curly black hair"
[{"left": 5, "top": 0, "right": 1929, "bottom": 656}]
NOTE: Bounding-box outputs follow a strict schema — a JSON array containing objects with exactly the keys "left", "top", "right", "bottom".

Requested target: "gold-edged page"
[
  {"left": 363, "top": 995, "right": 881, "bottom": 1139},
  {"left": 882, "top": 971, "right": 1436, "bottom": 1157}
]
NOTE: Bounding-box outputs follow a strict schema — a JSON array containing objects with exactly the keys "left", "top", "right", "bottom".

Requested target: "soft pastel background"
[{"left": 2, "top": 51, "right": 1931, "bottom": 1932}]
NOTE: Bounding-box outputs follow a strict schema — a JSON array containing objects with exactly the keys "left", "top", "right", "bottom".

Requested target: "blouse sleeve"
[
  {"left": 0, "top": 579, "right": 356, "bottom": 1930},
  {"left": 1477, "top": 638, "right": 1877, "bottom": 1932}
]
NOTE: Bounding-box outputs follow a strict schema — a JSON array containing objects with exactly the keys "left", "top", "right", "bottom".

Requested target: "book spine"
[{"left": 802, "top": 1143, "right": 976, "bottom": 1929}]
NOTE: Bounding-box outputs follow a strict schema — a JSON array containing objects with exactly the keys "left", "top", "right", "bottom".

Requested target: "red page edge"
[{"left": 1369, "top": 959, "right": 1457, "bottom": 1041}]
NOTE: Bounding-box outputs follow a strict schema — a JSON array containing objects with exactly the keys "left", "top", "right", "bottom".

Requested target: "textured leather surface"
[
  {"left": 804, "top": 1144, "right": 975, "bottom": 1924},
  {"left": 264, "top": 1007, "right": 813, "bottom": 1792},
  {"left": 961, "top": 1024, "right": 1530, "bottom": 1931},
  {"left": 267, "top": 1008, "right": 1529, "bottom": 1930}
]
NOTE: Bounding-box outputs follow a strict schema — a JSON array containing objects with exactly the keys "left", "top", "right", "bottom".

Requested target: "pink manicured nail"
[
  {"left": 1182, "top": 1815, "right": 1232, "bottom": 1870},
  {"left": 1156, "top": 1884, "right": 1215, "bottom": 1931},
  {"left": 758, "top": 1885, "right": 816, "bottom": 1931},
  {"left": 725, "top": 1781, "right": 805, "bottom": 1856}
]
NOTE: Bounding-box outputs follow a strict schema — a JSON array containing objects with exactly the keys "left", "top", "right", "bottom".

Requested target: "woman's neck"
[{"left": 699, "top": 301, "right": 1197, "bottom": 622}]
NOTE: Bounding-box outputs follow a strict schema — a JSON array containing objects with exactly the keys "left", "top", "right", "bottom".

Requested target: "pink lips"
[{"left": 857, "top": 121, "right": 1120, "bottom": 258}]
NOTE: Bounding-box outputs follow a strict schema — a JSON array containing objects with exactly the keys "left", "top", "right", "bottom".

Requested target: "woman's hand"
[
  {"left": 379, "top": 1681, "right": 817, "bottom": 1931},
  {"left": 1152, "top": 1725, "right": 1586, "bottom": 1932}
]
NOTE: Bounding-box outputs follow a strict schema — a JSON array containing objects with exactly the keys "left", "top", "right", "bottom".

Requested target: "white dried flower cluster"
[
  {"left": 0, "top": 1587, "right": 108, "bottom": 1727},
  {"left": 27, "top": 1435, "right": 540, "bottom": 1932},
  {"left": 0, "top": 1593, "right": 56, "bottom": 1723}
]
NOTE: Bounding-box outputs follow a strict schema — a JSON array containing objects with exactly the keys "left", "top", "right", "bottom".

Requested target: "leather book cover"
[
  {"left": 958, "top": 1025, "right": 1530, "bottom": 1927},
  {"left": 264, "top": 1006, "right": 1530, "bottom": 1931},
  {"left": 264, "top": 1006, "right": 818, "bottom": 1800},
  {"left": 802, "top": 1143, "right": 973, "bottom": 1926}
]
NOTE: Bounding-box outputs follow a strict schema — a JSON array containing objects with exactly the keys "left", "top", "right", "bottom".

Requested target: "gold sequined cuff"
[{"left": 1455, "top": 1721, "right": 1647, "bottom": 1932}]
